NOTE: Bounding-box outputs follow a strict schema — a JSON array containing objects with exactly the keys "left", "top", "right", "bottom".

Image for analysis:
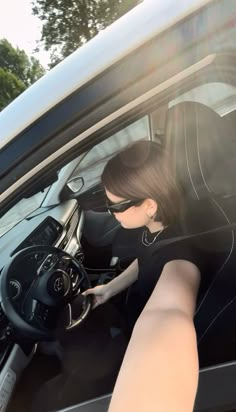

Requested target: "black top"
[
  {"left": 136, "top": 223, "right": 201, "bottom": 307},
  {"left": 135, "top": 219, "right": 229, "bottom": 310}
]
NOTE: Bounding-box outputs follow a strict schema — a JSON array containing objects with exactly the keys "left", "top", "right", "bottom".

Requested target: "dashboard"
[{"left": 0, "top": 199, "right": 83, "bottom": 267}]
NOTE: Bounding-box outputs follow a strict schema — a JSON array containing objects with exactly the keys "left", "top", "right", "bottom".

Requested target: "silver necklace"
[{"left": 142, "top": 228, "right": 164, "bottom": 247}]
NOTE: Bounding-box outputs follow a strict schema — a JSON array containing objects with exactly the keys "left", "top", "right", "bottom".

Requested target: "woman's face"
[{"left": 105, "top": 189, "right": 156, "bottom": 229}]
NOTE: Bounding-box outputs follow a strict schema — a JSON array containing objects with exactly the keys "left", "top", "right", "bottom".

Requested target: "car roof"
[{"left": 0, "top": 0, "right": 212, "bottom": 149}]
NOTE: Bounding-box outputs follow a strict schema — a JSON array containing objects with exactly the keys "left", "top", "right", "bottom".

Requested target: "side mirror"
[
  {"left": 60, "top": 176, "right": 85, "bottom": 201},
  {"left": 66, "top": 176, "right": 84, "bottom": 194}
]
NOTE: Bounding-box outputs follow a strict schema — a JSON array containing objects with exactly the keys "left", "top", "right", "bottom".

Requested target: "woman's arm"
[
  {"left": 109, "top": 259, "right": 201, "bottom": 412},
  {"left": 108, "top": 258, "right": 139, "bottom": 298}
]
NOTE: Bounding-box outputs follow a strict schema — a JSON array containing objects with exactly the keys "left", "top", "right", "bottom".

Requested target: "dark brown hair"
[{"left": 101, "top": 140, "right": 183, "bottom": 226}]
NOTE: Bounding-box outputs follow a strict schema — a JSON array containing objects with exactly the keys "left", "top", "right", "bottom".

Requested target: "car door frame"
[{"left": 0, "top": 0, "right": 236, "bottom": 218}]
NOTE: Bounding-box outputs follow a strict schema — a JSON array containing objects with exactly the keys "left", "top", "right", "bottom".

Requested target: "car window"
[
  {"left": 0, "top": 189, "right": 50, "bottom": 237},
  {"left": 0, "top": 117, "right": 149, "bottom": 236},
  {"left": 71, "top": 116, "right": 150, "bottom": 192},
  {"left": 169, "top": 82, "right": 236, "bottom": 116}
]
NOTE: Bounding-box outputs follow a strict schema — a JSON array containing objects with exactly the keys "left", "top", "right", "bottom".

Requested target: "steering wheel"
[{"left": 0, "top": 246, "right": 93, "bottom": 340}]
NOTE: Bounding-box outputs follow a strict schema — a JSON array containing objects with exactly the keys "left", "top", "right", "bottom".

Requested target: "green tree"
[
  {"left": 0, "top": 39, "right": 45, "bottom": 110},
  {"left": 0, "top": 68, "right": 25, "bottom": 111},
  {"left": 32, "top": 0, "right": 140, "bottom": 66}
]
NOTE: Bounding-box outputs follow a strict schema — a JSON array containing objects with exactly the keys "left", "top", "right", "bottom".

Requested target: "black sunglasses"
[{"left": 106, "top": 198, "right": 143, "bottom": 214}]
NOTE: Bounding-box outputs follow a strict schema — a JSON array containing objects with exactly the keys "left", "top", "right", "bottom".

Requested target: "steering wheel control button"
[
  {"left": 47, "top": 270, "right": 70, "bottom": 298},
  {"left": 41, "top": 254, "right": 58, "bottom": 272}
]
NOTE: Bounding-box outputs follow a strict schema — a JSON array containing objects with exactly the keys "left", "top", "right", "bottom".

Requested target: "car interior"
[
  {"left": 0, "top": 1, "right": 236, "bottom": 410},
  {"left": 1, "top": 75, "right": 236, "bottom": 412}
]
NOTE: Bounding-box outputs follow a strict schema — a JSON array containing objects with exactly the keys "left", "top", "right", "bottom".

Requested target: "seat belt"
[{"left": 149, "top": 222, "right": 236, "bottom": 252}]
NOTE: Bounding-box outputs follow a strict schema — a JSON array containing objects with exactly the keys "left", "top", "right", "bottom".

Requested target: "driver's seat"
[
  {"left": 165, "top": 101, "right": 236, "bottom": 411},
  {"left": 165, "top": 101, "right": 236, "bottom": 365}
]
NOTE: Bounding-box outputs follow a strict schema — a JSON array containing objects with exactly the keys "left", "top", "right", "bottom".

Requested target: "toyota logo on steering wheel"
[{"left": 54, "top": 276, "right": 63, "bottom": 292}]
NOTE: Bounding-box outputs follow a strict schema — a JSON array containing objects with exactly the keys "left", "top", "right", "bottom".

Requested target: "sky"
[{"left": 0, "top": 0, "right": 51, "bottom": 68}]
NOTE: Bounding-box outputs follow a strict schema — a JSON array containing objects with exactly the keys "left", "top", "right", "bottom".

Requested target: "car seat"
[{"left": 165, "top": 100, "right": 236, "bottom": 411}]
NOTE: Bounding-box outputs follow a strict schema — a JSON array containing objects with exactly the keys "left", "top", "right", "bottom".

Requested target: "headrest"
[{"left": 165, "top": 101, "right": 236, "bottom": 199}]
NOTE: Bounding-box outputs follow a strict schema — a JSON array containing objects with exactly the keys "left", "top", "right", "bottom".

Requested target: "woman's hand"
[
  {"left": 83, "top": 284, "right": 111, "bottom": 309},
  {"left": 83, "top": 259, "right": 138, "bottom": 309}
]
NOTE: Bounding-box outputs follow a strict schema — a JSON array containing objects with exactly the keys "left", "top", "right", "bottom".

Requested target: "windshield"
[{"left": 0, "top": 188, "right": 50, "bottom": 238}]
